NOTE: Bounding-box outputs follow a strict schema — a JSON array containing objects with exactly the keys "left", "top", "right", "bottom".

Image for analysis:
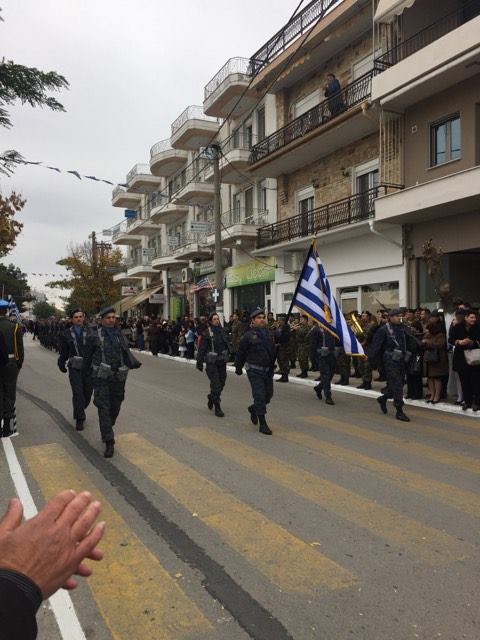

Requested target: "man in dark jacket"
[
  {"left": 57, "top": 307, "right": 93, "bottom": 431},
  {"left": 311, "top": 324, "right": 338, "bottom": 405},
  {"left": 196, "top": 312, "right": 231, "bottom": 417},
  {"left": 235, "top": 308, "right": 278, "bottom": 435},
  {"left": 0, "top": 299, "right": 24, "bottom": 437}
]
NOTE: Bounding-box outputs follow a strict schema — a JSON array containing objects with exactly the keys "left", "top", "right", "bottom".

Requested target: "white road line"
[{"left": 2, "top": 437, "right": 87, "bottom": 640}]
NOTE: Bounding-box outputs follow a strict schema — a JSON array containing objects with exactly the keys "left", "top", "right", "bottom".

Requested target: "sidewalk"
[{"left": 134, "top": 349, "right": 480, "bottom": 419}]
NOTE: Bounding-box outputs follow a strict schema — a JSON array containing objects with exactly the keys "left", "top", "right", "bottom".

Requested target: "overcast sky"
[{"left": 1, "top": 0, "right": 294, "bottom": 303}]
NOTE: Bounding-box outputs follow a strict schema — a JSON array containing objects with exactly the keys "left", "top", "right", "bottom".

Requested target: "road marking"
[
  {"left": 117, "top": 433, "right": 356, "bottom": 593},
  {"left": 304, "top": 416, "right": 480, "bottom": 475},
  {"left": 179, "top": 428, "right": 471, "bottom": 566},
  {"left": 405, "top": 408, "right": 480, "bottom": 430},
  {"left": 273, "top": 429, "right": 480, "bottom": 518},
  {"left": 22, "top": 443, "right": 212, "bottom": 640},
  {"left": 1, "top": 438, "right": 86, "bottom": 640}
]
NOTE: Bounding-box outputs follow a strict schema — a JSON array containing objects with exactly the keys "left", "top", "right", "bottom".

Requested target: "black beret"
[
  {"left": 250, "top": 308, "right": 265, "bottom": 320},
  {"left": 99, "top": 305, "right": 116, "bottom": 318}
]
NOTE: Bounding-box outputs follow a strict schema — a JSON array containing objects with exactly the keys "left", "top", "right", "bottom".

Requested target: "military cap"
[
  {"left": 69, "top": 306, "right": 83, "bottom": 318},
  {"left": 250, "top": 308, "right": 265, "bottom": 320},
  {"left": 388, "top": 308, "right": 402, "bottom": 317},
  {"left": 98, "top": 305, "right": 116, "bottom": 318},
  {"left": 0, "top": 299, "right": 9, "bottom": 309}
]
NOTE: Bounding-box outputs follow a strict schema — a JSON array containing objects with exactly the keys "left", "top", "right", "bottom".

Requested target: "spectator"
[
  {"left": 422, "top": 318, "right": 449, "bottom": 404},
  {"left": 135, "top": 317, "right": 144, "bottom": 350},
  {"left": 324, "top": 73, "right": 344, "bottom": 117},
  {"left": 420, "top": 308, "right": 431, "bottom": 330},
  {"left": 185, "top": 321, "right": 196, "bottom": 360},
  {"left": 148, "top": 320, "right": 160, "bottom": 357},
  {"left": 177, "top": 328, "right": 187, "bottom": 357},
  {"left": 449, "top": 310, "right": 480, "bottom": 411}
]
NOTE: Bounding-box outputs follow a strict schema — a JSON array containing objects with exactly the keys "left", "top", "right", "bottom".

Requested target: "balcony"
[
  {"left": 111, "top": 185, "right": 142, "bottom": 209},
  {"left": 171, "top": 105, "right": 219, "bottom": 150},
  {"left": 372, "top": 1, "right": 480, "bottom": 110},
  {"left": 150, "top": 201, "right": 189, "bottom": 225},
  {"left": 126, "top": 164, "right": 162, "bottom": 194},
  {"left": 249, "top": 71, "right": 376, "bottom": 177},
  {"left": 256, "top": 185, "right": 400, "bottom": 251},
  {"left": 112, "top": 269, "right": 138, "bottom": 284},
  {"left": 173, "top": 232, "right": 212, "bottom": 261},
  {"left": 204, "top": 132, "right": 256, "bottom": 184},
  {"left": 203, "top": 57, "right": 257, "bottom": 118},
  {"left": 150, "top": 139, "right": 188, "bottom": 178},
  {"left": 127, "top": 253, "right": 158, "bottom": 278},
  {"left": 173, "top": 163, "right": 215, "bottom": 205},
  {"left": 152, "top": 246, "right": 189, "bottom": 270},
  {"left": 112, "top": 221, "right": 142, "bottom": 246},
  {"left": 375, "top": 166, "right": 480, "bottom": 225},
  {"left": 214, "top": 208, "right": 269, "bottom": 247}
]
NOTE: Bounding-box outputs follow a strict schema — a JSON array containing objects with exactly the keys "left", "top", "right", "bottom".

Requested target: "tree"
[
  {"left": 422, "top": 239, "right": 453, "bottom": 311},
  {"left": 32, "top": 300, "right": 60, "bottom": 319},
  {"left": 49, "top": 241, "right": 123, "bottom": 316},
  {"left": 0, "top": 262, "right": 31, "bottom": 302},
  {"left": 0, "top": 192, "right": 25, "bottom": 256}
]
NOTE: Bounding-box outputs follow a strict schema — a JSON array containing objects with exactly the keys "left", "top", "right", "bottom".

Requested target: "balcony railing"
[
  {"left": 175, "top": 231, "right": 211, "bottom": 250},
  {"left": 249, "top": 70, "right": 374, "bottom": 165},
  {"left": 126, "top": 164, "right": 152, "bottom": 183},
  {"left": 218, "top": 207, "right": 268, "bottom": 228},
  {"left": 171, "top": 106, "right": 218, "bottom": 136},
  {"left": 204, "top": 57, "right": 252, "bottom": 100},
  {"left": 375, "top": 0, "right": 480, "bottom": 70},
  {"left": 222, "top": 131, "right": 257, "bottom": 153},
  {"left": 249, "top": 0, "right": 342, "bottom": 76},
  {"left": 112, "top": 221, "right": 127, "bottom": 240},
  {"left": 130, "top": 251, "right": 158, "bottom": 267},
  {"left": 150, "top": 138, "right": 171, "bottom": 157},
  {"left": 256, "top": 185, "right": 401, "bottom": 248},
  {"left": 112, "top": 185, "right": 124, "bottom": 199}
]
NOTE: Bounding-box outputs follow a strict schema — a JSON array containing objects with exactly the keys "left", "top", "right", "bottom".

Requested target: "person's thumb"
[{"left": 0, "top": 498, "right": 24, "bottom": 533}]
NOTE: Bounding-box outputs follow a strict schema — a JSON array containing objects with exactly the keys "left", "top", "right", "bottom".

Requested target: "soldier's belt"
[{"left": 245, "top": 363, "right": 270, "bottom": 373}]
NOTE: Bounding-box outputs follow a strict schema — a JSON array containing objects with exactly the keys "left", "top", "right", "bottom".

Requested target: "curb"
[{"left": 133, "top": 349, "right": 480, "bottom": 419}]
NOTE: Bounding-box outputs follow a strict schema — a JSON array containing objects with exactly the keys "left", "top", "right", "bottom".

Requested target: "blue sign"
[{"left": 124, "top": 209, "right": 137, "bottom": 219}]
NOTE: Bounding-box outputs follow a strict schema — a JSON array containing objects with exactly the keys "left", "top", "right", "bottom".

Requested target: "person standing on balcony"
[
  {"left": 196, "top": 313, "right": 231, "bottom": 418},
  {"left": 324, "top": 73, "right": 344, "bottom": 117}
]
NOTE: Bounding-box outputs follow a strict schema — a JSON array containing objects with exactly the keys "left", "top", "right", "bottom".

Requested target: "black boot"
[
  {"left": 2, "top": 418, "right": 15, "bottom": 438},
  {"left": 377, "top": 395, "right": 388, "bottom": 414},
  {"left": 75, "top": 419, "right": 85, "bottom": 431},
  {"left": 339, "top": 377, "right": 349, "bottom": 386},
  {"left": 207, "top": 395, "right": 213, "bottom": 410},
  {"left": 277, "top": 373, "right": 289, "bottom": 383},
  {"left": 362, "top": 382, "right": 372, "bottom": 390},
  {"left": 356, "top": 382, "right": 366, "bottom": 389},
  {"left": 325, "top": 393, "right": 335, "bottom": 405},
  {"left": 248, "top": 405, "right": 258, "bottom": 425},
  {"left": 104, "top": 440, "right": 115, "bottom": 458},
  {"left": 314, "top": 384, "right": 323, "bottom": 400},
  {"left": 214, "top": 403, "right": 224, "bottom": 418},
  {"left": 296, "top": 370, "right": 308, "bottom": 378},
  {"left": 258, "top": 415, "right": 272, "bottom": 435},
  {"left": 395, "top": 406, "right": 410, "bottom": 422}
]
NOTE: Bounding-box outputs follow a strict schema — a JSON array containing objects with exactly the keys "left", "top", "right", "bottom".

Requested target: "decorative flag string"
[{"left": 6, "top": 157, "right": 126, "bottom": 187}]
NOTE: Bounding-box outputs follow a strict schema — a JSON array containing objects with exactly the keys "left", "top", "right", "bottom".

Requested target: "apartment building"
[{"left": 373, "top": 0, "right": 480, "bottom": 307}]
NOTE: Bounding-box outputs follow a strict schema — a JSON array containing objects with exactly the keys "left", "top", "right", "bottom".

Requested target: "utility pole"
[{"left": 211, "top": 143, "right": 223, "bottom": 319}]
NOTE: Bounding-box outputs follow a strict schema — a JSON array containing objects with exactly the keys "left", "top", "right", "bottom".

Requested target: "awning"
[
  {"left": 374, "top": 0, "right": 416, "bottom": 23},
  {"left": 113, "top": 286, "right": 162, "bottom": 314}
]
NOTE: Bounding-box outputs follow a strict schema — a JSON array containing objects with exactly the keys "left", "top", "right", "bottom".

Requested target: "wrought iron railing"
[
  {"left": 256, "top": 185, "right": 401, "bottom": 248},
  {"left": 219, "top": 207, "right": 269, "bottom": 227},
  {"left": 175, "top": 231, "right": 211, "bottom": 250},
  {"left": 171, "top": 105, "right": 218, "bottom": 136},
  {"left": 222, "top": 131, "right": 258, "bottom": 153},
  {"left": 150, "top": 138, "right": 172, "bottom": 157},
  {"left": 204, "top": 57, "right": 252, "bottom": 100},
  {"left": 250, "top": 70, "right": 374, "bottom": 165},
  {"left": 375, "top": 0, "right": 480, "bottom": 70},
  {"left": 126, "top": 163, "right": 152, "bottom": 184},
  {"left": 249, "top": 0, "right": 343, "bottom": 75},
  {"left": 129, "top": 251, "right": 157, "bottom": 268}
]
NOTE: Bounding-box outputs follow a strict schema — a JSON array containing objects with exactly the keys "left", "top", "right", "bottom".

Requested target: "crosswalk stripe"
[
  {"left": 117, "top": 433, "right": 356, "bottom": 593},
  {"left": 405, "top": 408, "right": 480, "bottom": 430},
  {"left": 22, "top": 443, "right": 213, "bottom": 640},
  {"left": 274, "top": 429, "right": 480, "bottom": 518},
  {"left": 179, "top": 428, "right": 471, "bottom": 566},
  {"left": 304, "top": 416, "right": 480, "bottom": 476}
]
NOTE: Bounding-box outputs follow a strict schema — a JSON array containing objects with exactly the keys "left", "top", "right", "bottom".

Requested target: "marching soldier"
[
  {"left": 83, "top": 305, "right": 141, "bottom": 457},
  {"left": 235, "top": 308, "right": 278, "bottom": 435},
  {"left": 293, "top": 315, "right": 311, "bottom": 378},
  {"left": 357, "top": 311, "right": 378, "bottom": 391},
  {"left": 231, "top": 312, "right": 246, "bottom": 357},
  {"left": 370, "top": 308, "right": 416, "bottom": 422},
  {"left": 196, "top": 312, "right": 231, "bottom": 418},
  {"left": 275, "top": 314, "right": 290, "bottom": 383},
  {"left": 0, "top": 299, "right": 24, "bottom": 437},
  {"left": 311, "top": 324, "right": 337, "bottom": 405},
  {"left": 336, "top": 347, "right": 351, "bottom": 385},
  {"left": 57, "top": 307, "right": 93, "bottom": 431}
]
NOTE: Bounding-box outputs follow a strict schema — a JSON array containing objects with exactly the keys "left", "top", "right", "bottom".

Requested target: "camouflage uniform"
[
  {"left": 295, "top": 323, "right": 311, "bottom": 374},
  {"left": 231, "top": 320, "right": 247, "bottom": 354},
  {"left": 275, "top": 319, "right": 290, "bottom": 379},
  {"left": 287, "top": 328, "right": 298, "bottom": 369},
  {"left": 336, "top": 348, "right": 351, "bottom": 384}
]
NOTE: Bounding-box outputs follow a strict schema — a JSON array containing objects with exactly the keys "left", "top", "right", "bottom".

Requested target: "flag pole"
[{"left": 285, "top": 240, "right": 314, "bottom": 321}]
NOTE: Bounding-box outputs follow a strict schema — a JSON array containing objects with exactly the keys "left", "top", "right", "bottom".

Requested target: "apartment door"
[
  {"left": 297, "top": 187, "right": 315, "bottom": 237},
  {"left": 257, "top": 106, "right": 266, "bottom": 142},
  {"left": 355, "top": 162, "right": 379, "bottom": 218},
  {"left": 245, "top": 187, "right": 254, "bottom": 224},
  {"left": 232, "top": 192, "right": 241, "bottom": 225}
]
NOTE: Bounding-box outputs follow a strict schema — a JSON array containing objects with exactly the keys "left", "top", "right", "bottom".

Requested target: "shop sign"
[
  {"left": 225, "top": 257, "right": 275, "bottom": 288},
  {"left": 194, "top": 260, "right": 215, "bottom": 276},
  {"left": 124, "top": 209, "right": 137, "bottom": 219},
  {"left": 167, "top": 235, "right": 179, "bottom": 246},
  {"left": 149, "top": 293, "right": 165, "bottom": 304},
  {"left": 142, "top": 247, "right": 155, "bottom": 257},
  {"left": 121, "top": 286, "right": 138, "bottom": 296},
  {"left": 191, "top": 221, "right": 211, "bottom": 233}
]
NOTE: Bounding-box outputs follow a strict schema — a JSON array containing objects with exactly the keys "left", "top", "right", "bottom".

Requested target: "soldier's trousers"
[
  {"left": 206, "top": 361, "right": 227, "bottom": 404},
  {"left": 93, "top": 378, "right": 126, "bottom": 442},
  {"left": 359, "top": 357, "right": 373, "bottom": 384},
  {"left": 317, "top": 354, "right": 336, "bottom": 393},
  {"left": 68, "top": 368, "right": 93, "bottom": 422},
  {"left": 277, "top": 348, "right": 290, "bottom": 374},
  {"left": 0, "top": 361, "right": 19, "bottom": 424},
  {"left": 246, "top": 368, "right": 274, "bottom": 416},
  {"left": 298, "top": 350, "right": 309, "bottom": 372},
  {"left": 382, "top": 353, "right": 405, "bottom": 407}
]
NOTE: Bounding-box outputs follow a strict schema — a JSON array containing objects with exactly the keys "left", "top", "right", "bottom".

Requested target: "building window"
[{"left": 430, "top": 114, "right": 461, "bottom": 166}]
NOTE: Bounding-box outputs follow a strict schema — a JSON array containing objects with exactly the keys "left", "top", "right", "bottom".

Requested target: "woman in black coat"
[{"left": 448, "top": 310, "right": 480, "bottom": 411}]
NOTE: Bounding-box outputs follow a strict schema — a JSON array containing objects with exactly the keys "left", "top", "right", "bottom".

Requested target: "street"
[{"left": 3, "top": 337, "right": 480, "bottom": 640}]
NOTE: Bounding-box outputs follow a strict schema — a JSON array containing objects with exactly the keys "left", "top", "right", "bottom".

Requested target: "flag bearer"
[
  {"left": 235, "top": 308, "right": 278, "bottom": 435},
  {"left": 196, "top": 312, "right": 231, "bottom": 418},
  {"left": 0, "top": 299, "right": 23, "bottom": 437}
]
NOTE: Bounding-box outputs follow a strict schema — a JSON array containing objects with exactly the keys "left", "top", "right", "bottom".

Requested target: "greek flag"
[
  {"left": 7, "top": 297, "right": 22, "bottom": 323},
  {"left": 291, "top": 243, "right": 365, "bottom": 357}
]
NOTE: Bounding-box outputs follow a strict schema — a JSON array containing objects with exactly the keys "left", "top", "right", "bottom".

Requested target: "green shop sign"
[{"left": 225, "top": 257, "right": 275, "bottom": 288}]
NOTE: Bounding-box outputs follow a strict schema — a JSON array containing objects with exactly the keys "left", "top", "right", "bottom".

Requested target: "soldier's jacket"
[
  {"left": 295, "top": 323, "right": 311, "bottom": 353},
  {"left": 58, "top": 325, "right": 91, "bottom": 368},
  {"left": 197, "top": 326, "right": 231, "bottom": 365},
  {"left": 0, "top": 318, "right": 24, "bottom": 367},
  {"left": 235, "top": 327, "right": 278, "bottom": 370},
  {"left": 231, "top": 320, "right": 247, "bottom": 349},
  {"left": 83, "top": 327, "right": 134, "bottom": 372}
]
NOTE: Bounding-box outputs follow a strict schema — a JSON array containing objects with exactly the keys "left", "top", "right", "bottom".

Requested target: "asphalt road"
[{"left": 2, "top": 337, "right": 479, "bottom": 640}]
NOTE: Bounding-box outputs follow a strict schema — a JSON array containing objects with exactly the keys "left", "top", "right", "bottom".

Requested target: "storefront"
[{"left": 225, "top": 257, "right": 275, "bottom": 315}]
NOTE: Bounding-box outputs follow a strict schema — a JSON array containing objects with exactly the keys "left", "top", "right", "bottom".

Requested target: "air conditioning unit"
[
  {"left": 284, "top": 252, "right": 304, "bottom": 274},
  {"left": 181, "top": 267, "right": 193, "bottom": 283}
]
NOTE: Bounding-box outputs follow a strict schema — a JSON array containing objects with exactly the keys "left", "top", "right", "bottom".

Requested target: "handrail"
[
  {"left": 375, "top": 0, "right": 480, "bottom": 70},
  {"left": 256, "top": 185, "right": 402, "bottom": 248},
  {"left": 216, "top": 207, "right": 269, "bottom": 227},
  {"left": 126, "top": 163, "right": 152, "bottom": 183},
  {"left": 249, "top": 0, "right": 343, "bottom": 76},
  {"left": 204, "top": 57, "right": 252, "bottom": 100},
  {"left": 150, "top": 139, "right": 171, "bottom": 157},
  {"left": 222, "top": 131, "right": 258, "bottom": 153},
  {"left": 249, "top": 70, "right": 374, "bottom": 165},
  {"left": 171, "top": 105, "right": 218, "bottom": 136}
]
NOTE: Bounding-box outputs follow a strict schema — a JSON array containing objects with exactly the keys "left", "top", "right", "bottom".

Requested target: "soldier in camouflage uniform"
[
  {"left": 357, "top": 311, "right": 377, "bottom": 390},
  {"left": 275, "top": 314, "right": 290, "bottom": 382},
  {"left": 231, "top": 312, "right": 246, "bottom": 356},
  {"left": 288, "top": 321, "right": 298, "bottom": 369},
  {"left": 336, "top": 348, "right": 351, "bottom": 385},
  {"left": 293, "top": 315, "right": 311, "bottom": 378}
]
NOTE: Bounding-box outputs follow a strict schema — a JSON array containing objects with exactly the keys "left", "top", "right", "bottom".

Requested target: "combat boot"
[
  {"left": 377, "top": 394, "right": 388, "bottom": 414},
  {"left": 76, "top": 419, "right": 85, "bottom": 431},
  {"left": 248, "top": 405, "right": 258, "bottom": 425},
  {"left": 214, "top": 403, "right": 224, "bottom": 418},
  {"left": 258, "top": 415, "right": 272, "bottom": 435},
  {"left": 277, "top": 373, "right": 289, "bottom": 383},
  {"left": 314, "top": 384, "right": 323, "bottom": 400},
  {"left": 325, "top": 393, "right": 335, "bottom": 405},
  {"left": 296, "top": 370, "right": 308, "bottom": 378},
  {"left": 104, "top": 440, "right": 115, "bottom": 458},
  {"left": 362, "top": 382, "right": 372, "bottom": 390},
  {"left": 338, "top": 376, "right": 349, "bottom": 386},
  {"left": 395, "top": 407, "right": 410, "bottom": 422},
  {"left": 207, "top": 394, "right": 213, "bottom": 410}
]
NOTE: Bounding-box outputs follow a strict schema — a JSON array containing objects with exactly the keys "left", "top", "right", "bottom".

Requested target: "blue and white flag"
[
  {"left": 7, "top": 298, "right": 22, "bottom": 324},
  {"left": 291, "top": 243, "right": 365, "bottom": 357}
]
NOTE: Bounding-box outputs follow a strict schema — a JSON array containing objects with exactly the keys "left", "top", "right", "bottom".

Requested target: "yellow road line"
[
  {"left": 117, "top": 433, "right": 356, "bottom": 593},
  {"left": 304, "top": 416, "right": 480, "bottom": 475},
  {"left": 22, "top": 443, "right": 212, "bottom": 640},
  {"left": 405, "top": 408, "right": 480, "bottom": 430},
  {"left": 179, "top": 428, "right": 471, "bottom": 566},
  {"left": 274, "top": 429, "right": 480, "bottom": 518}
]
